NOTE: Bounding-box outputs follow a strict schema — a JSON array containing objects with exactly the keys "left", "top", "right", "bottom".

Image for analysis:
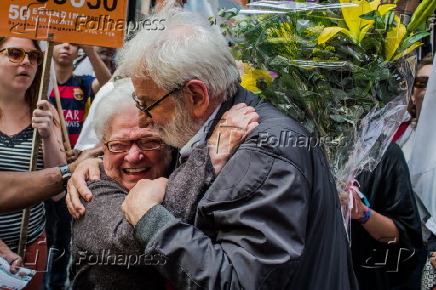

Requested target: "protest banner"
[{"left": 0, "top": 0, "right": 127, "bottom": 48}]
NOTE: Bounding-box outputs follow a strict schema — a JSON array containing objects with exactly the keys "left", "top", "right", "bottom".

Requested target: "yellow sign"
[{"left": 0, "top": 0, "right": 127, "bottom": 48}]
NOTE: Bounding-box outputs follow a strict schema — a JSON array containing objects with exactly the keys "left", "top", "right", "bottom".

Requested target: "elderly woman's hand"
[
  {"left": 208, "top": 103, "right": 259, "bottom": 175},
  {"left": 66, "top": 157, "right": 102, "bottom": 219},
  {"left": 32, "top": 100, "right": 54, "bottom": 139}
]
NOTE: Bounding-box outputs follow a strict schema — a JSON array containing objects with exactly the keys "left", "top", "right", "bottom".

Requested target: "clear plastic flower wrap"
[{"left": 213, "top": 0, "right": 430, "bottom": 229}]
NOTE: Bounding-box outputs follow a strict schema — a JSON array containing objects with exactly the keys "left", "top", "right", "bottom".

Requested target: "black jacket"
[{"left": 134, "top": 87, "right": 358, "bottom": 289}]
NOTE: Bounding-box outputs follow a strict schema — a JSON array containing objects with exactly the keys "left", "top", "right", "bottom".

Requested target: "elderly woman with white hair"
[{"left": 71, "top": 78, "right": 258, "bottom": 289}]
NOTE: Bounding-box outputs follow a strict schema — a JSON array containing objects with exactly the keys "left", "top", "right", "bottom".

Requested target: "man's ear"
[{"left": 184, "top": 80, "right": 210, "bottom": 118}]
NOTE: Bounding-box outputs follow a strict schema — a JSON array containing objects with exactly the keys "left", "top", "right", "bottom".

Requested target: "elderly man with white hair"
[{"left": 68, "top": 2, "right": 358, "bottom": 289}]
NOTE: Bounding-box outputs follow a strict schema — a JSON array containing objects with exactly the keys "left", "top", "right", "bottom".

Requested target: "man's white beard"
[{"left": 155, "top": 101, "right": 203, "bottom": 149}]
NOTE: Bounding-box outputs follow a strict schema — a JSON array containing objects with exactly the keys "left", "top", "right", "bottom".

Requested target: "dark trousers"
[{"left": 43, "top": 196, "right": 72, "bottom": 290}]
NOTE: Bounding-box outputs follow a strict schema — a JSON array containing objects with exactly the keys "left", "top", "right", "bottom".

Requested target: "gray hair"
[
  {"left": 94, "top": 78, "right": 135, "bottom": 141},
  {"left": 117, "top": 1, "right": 240, "bottom": 104}
]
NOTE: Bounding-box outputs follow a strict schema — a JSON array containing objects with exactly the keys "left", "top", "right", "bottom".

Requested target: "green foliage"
[{"left": 216, "top": 1, "right": 422, "bottom": 175}]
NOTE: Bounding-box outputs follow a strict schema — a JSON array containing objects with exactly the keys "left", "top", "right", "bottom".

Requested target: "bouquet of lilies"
[{"left": 213, "top": 0, "right": 434, "bottom": 225}]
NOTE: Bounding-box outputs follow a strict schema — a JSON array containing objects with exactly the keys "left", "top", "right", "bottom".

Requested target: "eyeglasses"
[
  {"left": 132, "top": 87, "right": 180, "bottom": 118},
  {"left": 105, "top": 137, "right": 163, "bottom": 153},
  {"left": 414, "top": 76, "right": 429, "bottom": 89},
  {"left": 0, "top": 47, "right": 43, "bottom": 65}
]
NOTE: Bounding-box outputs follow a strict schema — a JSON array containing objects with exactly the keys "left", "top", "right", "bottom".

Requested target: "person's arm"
[
  {"left": 363, "top": 211, "right": 400, "bottom": 243},
  {"left": 350, "top": 188, "right": 400, "bottom": 243},
  {"left": 80, "top": 45, "right": 111, "bottom": 94},
  {"left": 32, "top": 100, "right": 66, "bottom": 168},
  {"left": 123, "top": 149, "right": 308, "bottom": 289},
  {"left": 354, "top": 143, "right": 422, "bottom": 247},
  {"left": 0, "top": 167, "right": 64, "bottom": 213},
  {"left": 0, "top": 146, "right": 102, "bottom": 213}
]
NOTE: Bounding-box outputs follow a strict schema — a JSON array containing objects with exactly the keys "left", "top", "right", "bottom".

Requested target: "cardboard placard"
[{"left": 0, "top": 0, "right": 127, "bottom": 48}]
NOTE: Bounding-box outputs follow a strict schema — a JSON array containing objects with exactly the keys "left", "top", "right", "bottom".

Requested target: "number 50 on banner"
[{"left": 0, "top": 0, "right": 127, "bottom": 48}]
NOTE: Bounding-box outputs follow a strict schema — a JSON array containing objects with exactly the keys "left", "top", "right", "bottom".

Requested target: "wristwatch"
[{"left": 57, "top": 163, "right": 72, "bottom": 186}]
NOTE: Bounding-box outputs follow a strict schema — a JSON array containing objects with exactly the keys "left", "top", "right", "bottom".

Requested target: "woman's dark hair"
[{"left": 0, "top": 37, "right": 44, "bottom": 119}]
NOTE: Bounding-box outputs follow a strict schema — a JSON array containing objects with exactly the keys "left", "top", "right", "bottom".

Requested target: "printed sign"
[{"left": 0, "top": 0, "right": 127, "bottom": 47}]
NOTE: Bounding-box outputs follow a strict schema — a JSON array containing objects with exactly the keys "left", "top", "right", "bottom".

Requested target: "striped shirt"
[{"left": 0, "top": 125, "right": 45, "bottom": 251}]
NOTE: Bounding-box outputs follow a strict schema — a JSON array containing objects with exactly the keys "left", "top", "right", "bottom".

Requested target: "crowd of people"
[{"left": 0, "top": 1, "right": 435, "bottom": 290}]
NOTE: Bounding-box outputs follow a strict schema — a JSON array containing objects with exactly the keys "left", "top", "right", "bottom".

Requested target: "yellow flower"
[
  {"left": 267, "top": 22, "right": 295, "bottom": 43},
  {"left": 385, "top": 15, "right": 422, "bottom": 61},
  {"left": 318, "top": 0, "right": 395, "bottom": 44},
  {"left": 240, "top": 63, "right": 274, "bottom": 92}
]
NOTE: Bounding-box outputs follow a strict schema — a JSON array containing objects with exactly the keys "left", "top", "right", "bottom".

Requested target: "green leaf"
[
  {"left": 408, "top": 0, "right": 436, "bottom": 32},
  {"left": 330, "top": 88, "right": 349, "bottom": 101},
  {"left": 218, "top": 5, "right": 419, "bottom": 179},
  {"left": 398, "top": 31, "right": 431, "bottom": 52},
  {"left": 330, "top": 115, "right": 347, "bottom": 123},
  {"left": 217, "top": 8, "right": 227, "bottom": 17},
  {"left": 384, "top": 10, "right": 395, "bottom": 30},
  {"left": 318, "top": 27, "right": 347, "bottom": 44},
  {"left": 360, "top": 10, "right": 377, "bottom": 21},
  {"left": 227, "top": 8, "right": 239, "bottom": 14}
]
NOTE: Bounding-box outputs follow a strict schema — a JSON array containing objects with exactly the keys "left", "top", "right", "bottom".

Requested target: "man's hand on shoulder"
[{"left": 122, "top": 178, "right": 168, "bottom": 226}]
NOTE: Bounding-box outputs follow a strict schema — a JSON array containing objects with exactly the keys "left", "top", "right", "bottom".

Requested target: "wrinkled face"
[
  {"left": 0, "top": 38, "right": 39, "bottom": 93},
  {"left": 53, "top": 43, "right": 78, "bottom": 66},
  {"left": 132, "top": 77, "right": 176, "bottom": 127},
  {"left": 412, "top": 64, "right": 433, "bottom": 120},
  {"left": 132, "top": 77, "right": 202, "bottom": 148},
  {"left": 103, "top": 105, "right": 171, "bottom": 190}
]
